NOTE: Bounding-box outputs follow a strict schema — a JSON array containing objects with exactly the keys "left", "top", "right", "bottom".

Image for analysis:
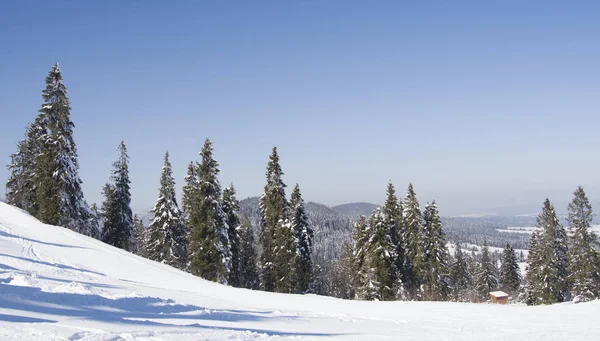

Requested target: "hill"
[
  {"left": 331, "top": 202, "right": 379, "bottom": 218},
  {"left": 0, "top": 202, "right": 599, "bottom": 340}
]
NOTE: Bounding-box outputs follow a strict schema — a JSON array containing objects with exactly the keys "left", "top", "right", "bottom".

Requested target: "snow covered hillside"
[{"left": 0, "top": 202, "right": 598, "bottom": 341}]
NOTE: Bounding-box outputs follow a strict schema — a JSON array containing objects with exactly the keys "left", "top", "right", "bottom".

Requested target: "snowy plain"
[{"left": 0, "top": 202, "right": 599, "bottom": 340}]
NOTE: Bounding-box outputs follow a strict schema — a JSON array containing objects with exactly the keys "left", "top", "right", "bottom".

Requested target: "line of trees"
[{"left": 5, "top": 64, "right": 600, "bottom": 305}]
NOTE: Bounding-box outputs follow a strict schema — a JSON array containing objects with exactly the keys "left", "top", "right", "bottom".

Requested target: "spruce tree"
[
  {"left": 101, "top": 141, "right": 134, "bottom": 251},
  {"left": 181, "top": 161, "right": 200, "bottom": 223},
  {"left": 258, "top": 147, "right": 288, "bottom": 292},
  {"left": 402, "top": 183, "right": 423, "bottom": 296},
  {"left": 290, "top": 184, "right": 314, "bottom": 293},
  {"left": 352, "top": 215, "right": 376, "bottom": 300},
  {"left": 474, "top": 241, "right": 497, "bottom": 300},
  {"left": 6, "top": 123, "right": 42, "bottom": 215},
  {"left": 525, "top": 199, "right": 569, "bottom": 305},
  {"left": 366, "top": 208, "right": 398, "bottom": 300},
  {"left": 222, "top": 185, "right": 241, "bottom": 287},
  {"left": 382, "top": 181, "right": 406, "bottom": 295},
  {"left": 567, "top": 186, "right": 600, "bottom": 302},
  {"left": 449, "top": 241, "right": 471, "bottom": 301},
  {"left": 421, "top": 201, "right": 450, "bottom": 300},
  {"left": 499, "top": 243, "right": 521, "bottom": 296},
  {"left": 238, "top": 214, "right": 259, "bottom": 289},
  {"left": 132, "top": 214, "right": 147, "bottom": 257},
  {"left": 146, "top": 151, "right": 188, "bottom": 270},
  {"left": 188, "top": 139, "right": 231, "bottom": 283}
]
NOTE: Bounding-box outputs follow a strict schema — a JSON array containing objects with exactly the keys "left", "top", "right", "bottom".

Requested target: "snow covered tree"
[
  {"left": 6, "top": 63, "right": 94, "bottom": 235},
  {"left": 132, "top": 214, "right": 147, "bottom": 257},
  {"left": 567, "top": 186, "right": 600, "bottom": 302},
  {"left": 402, "top": 183, "right": 423, "bottom": 296},
  {"left": 352, "top": 215, "right": 377, "bottom": 300},
  {"left": 329, "top": 242, "right": 356, "bottom": 299},
  {"left": 238, "top": 214, "right": 259, "bottom": 289},
  {"left": 87, "top": 202, "right": 101, "bottom": 240},
  {"left": 181, "top": 161, "right": 200, "bottom": 223},
  {"left": 146, "top": 151, "right": 188, "bottom": 270},
  {"left": 365, "top": 208, "right": 398, "bottom": 301},
  {"left": 474, "top": 241, "right": 497, "bottom": 300},
  {"left": 499, "top": 243, "right": 521, "bottom": 296},
  {"left": 525, "top": 199, "right": 569, "bottom": 305},
  {"left": 188, "top": 139, "right": 231, "bottom": 284},
  {"left": 449, "top": 241, "right": 471, "bottom": 301},
  {"left": 222, "top": 185, "right": 241, "bottom": 287},
  {"left": 290, "top": 184, "right": 314, "bottom": 293},
  {"left": 258, "top": 147, "right": 288, "bottom": 292},
  {"left": 382, "top": 181, "right": 406, "bottom": 295},
  {"left": 101, "top": 141, "right": 134, "bottom": 251},
  {"left": 421, "top": 201, "right": 450, "bottom": 301}
]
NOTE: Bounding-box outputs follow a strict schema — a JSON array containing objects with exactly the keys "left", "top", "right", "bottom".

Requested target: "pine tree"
[
  {"left": 382, "top": 181, "right": 406, "bottom": 295},
  {"left": 567, "top": 186, "right": 600, "bottom": 302},
  {"left": 188, "top": 139, "right": 231, "bottom": 283},
  {"left": 474, "top": 241, "right": 497, "bottom": 300},
  {"left": 6, "top": 123, "right": 42, "bottom": 215},
  {"left": 181, "top": 161, "right": 200, "bottom": 223},
  {"left": 146, "top": 151, "right": 188, "bottom": 269},
  {"left": 421, "top": 201, "right": 450, "bottom": 300},
  {"left": 449, "top": 241, "right": 471, "bottom": 301},
  {"left": 499, "top": 243, "right": 521, "bottom": 296},
  {"left": 101, "top": 141, "right": 134, "bottom": 251},
  {"left": 222, "top": 185, "right": 241, "bottom": 287},
  {"left": 258, "top": 147, "right": 288, "bottom": 292},
  {"left": 525, "top": 199, "right": 569, "bottom": 305},
  {"left": 402, "top": 183, "right": 423, "bottom": 297},
  {"left": 87, "top": 202, "right": 101, "bottom": 239},
  {"left": 329, "top": 242, "right": 356, "bottom": 299},
  {"left": 352, "top": 215, "right": 376, "bottom": 300},
  {"left": 290, "top": 184, "right": 314, "bottom": 293},
  {"left": 132, "top": 214, "right": 147, "bottom": 257},
  {"left": 238, "top": 214, "right": 259, "bottom": 289},
  {"left": 365, "top": 208, "right": 398, "bottom": 301}
]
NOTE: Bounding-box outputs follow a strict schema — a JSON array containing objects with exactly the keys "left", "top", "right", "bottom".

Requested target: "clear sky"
[{"left": 1, "top": 1, "right": 600, "bottom": 216}]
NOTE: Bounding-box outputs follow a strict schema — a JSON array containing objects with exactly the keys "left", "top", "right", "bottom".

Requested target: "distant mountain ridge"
[{"left": 331, "top": 202, "right": 379, "bottom": 218}]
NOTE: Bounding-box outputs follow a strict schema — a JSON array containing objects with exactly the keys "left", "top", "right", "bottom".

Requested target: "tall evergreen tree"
[
  {"left": 567, "top": 186, "right": 600, "bottom": 302},
  {"left": 525, "top": 199, "right": 569, "bottom": 305},
  {"left": 188, "top": 139, "right": 231, "bottom": 283},
  {"left": 222, "top": 185, "right": 241, "bottom": 286},
  {"left": 421, "top": 201, "right": 450, "bottom": 300},
  {"left": 181, "top": 161, "right": 200, "bottom": 223},
  {"left": 474, "top": 241, "right": 497, "bottom": 300},
  {"left": 146, "top": 151, "right": 188, "bottom": 269},
  {"left": 499, "top": 243, "right": 521, "bottom": 296},
  {"left": 238, "top": 214, "right": 259, "bottom": 289},
  {"left": 258, "top": 147, "right": 288, "bottom": 292},
  {"left": 290, "top": 184, "right": 314, "bottom": 293},
  {"left": 7, "top": 63, "right": 94, "bottom": 235},
  {"left": 449, "top": 241, "right": 471, "bottom": 301},
  {"left": 402, "top": 183, "right": 423, "bottom": 296},
  {"left": 366, "top": 208, "right": 398, "bottom": 301},
  {"left": 352, "top": 215, "right": 377, "bottom": 300},
  {"left": 382, "top": 181, "right": 406, "bottom": 295},
  {"left": 101, "top": 141, "right": 134, "bottom": 251}
]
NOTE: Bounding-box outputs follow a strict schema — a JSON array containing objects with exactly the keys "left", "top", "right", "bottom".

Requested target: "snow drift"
[{"left": 0, "top": 202, "right": 598, "bottom": 340}]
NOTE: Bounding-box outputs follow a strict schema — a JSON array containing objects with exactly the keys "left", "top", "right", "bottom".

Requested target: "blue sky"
[{"left": 1, "top": 1, "right": 600, "bottom": 216}]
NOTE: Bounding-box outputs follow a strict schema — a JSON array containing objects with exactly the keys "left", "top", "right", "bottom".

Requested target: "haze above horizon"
[{"left": 1, "top": 1, "right": 599, "bottom": 216}]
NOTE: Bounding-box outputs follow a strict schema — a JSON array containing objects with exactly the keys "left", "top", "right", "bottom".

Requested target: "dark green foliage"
[
  {"left": 181, "top": 161, "right": 200, "bottom": 223},
  {"left": 366, "top": 209, "right": 398, "bottom": 301},
  {"left": 449, "top": 241, "right": 471, "bottom": 301},
  {"left": 567, "top": 186, "right": 600, "bottom": 302},
  {"left": 290, "top": 184, "right": 313, "bottom": 293},
  {"left": 421, "top": 201, "right": 450, "bottom": 301},
  {"left": 474, "top": 241, "right": 497, "bottom": 300},
  {"left": 499, "top": 243, "right": 521, "bottom": 296},
  {"left": 188, "top": 139, "right": 231, "bottom": 283},
  {"left": 352, "top": 215, "right": 376, "bottom": 300},
  {"left": 132, "top": 214, "right": 147, "bottom": 257},
  {"left": 328, "top": 243, "right": 356, "bottom": 299},
  {"left": 101, "top": 141, "right": 134, "bottom": 251},
  {"left": 223, "top": 185, "right": 241, "bottom": 286},
  {"left": 525, "top": 199, "right": 569, "bottom": 305},
  {"left": 238, "top": 214, "right": 259, "bottom": 289},
  {"left": 258, "top": 147, "right": 288, "bottom": 292},
  {"left": 146, "top": 152, "right": 188, "bottom": 270}
]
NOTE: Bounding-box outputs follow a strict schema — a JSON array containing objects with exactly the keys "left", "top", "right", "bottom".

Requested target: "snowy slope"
[{"left": 0, "top": 202, "right": 599, "bottom": 340}]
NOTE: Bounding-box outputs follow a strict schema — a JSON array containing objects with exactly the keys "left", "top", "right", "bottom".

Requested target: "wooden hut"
[{"left": 489, "top": 291, "right": 509, "bottom": 304}]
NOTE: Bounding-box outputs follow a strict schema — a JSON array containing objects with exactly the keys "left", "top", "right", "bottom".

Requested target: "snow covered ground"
[{"left": 0, "top": 202, "right": 599, "bottom": 340}]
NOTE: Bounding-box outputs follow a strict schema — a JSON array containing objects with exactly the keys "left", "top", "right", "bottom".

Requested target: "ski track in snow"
[{"left": 0, "top": 202, "right": 599, "bottom": 340}]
